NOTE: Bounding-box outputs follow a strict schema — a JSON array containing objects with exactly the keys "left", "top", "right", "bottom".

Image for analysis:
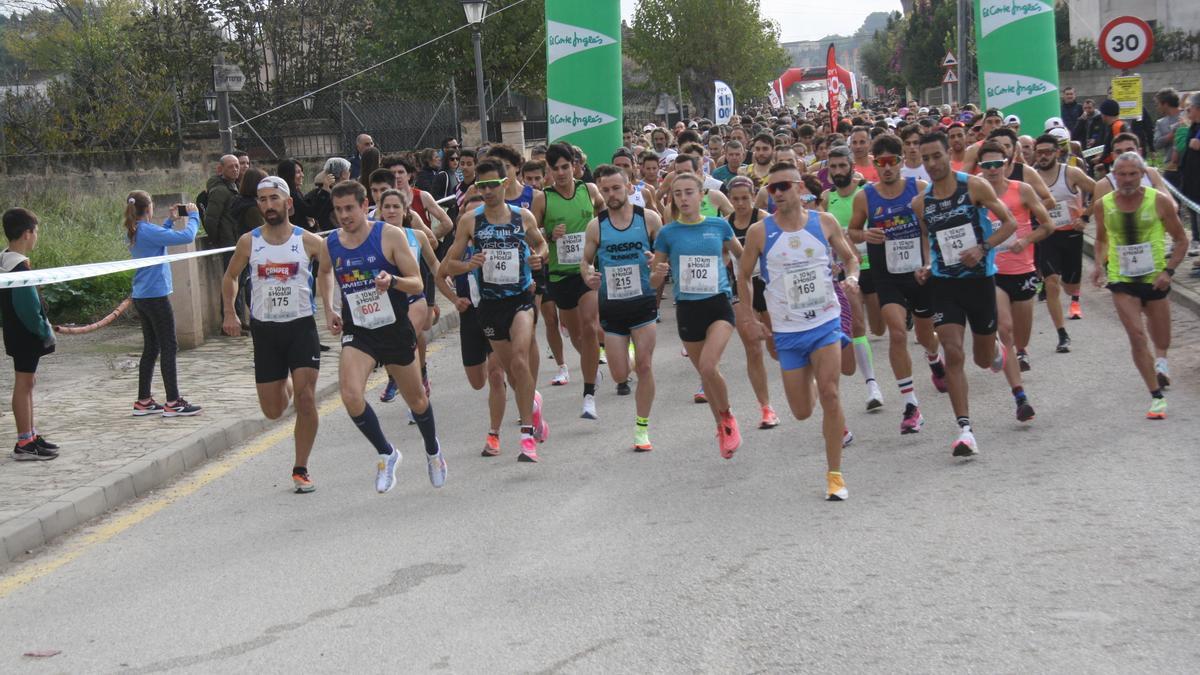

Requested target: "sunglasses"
[
  {"left": 766, "top": 180, "right": 802, "bottom": 195},
  {"left": 1035, "top": 148, "right": 1057, "bottom": 155},
  {"left": 475, "top": 178, "right": 504, "bottom": 189},
  {"left": 873, "top": 155, "right": 900, "bottom": 168},
  {"left": 979, "top": 159, "right": 1006, "bottom": 170}
]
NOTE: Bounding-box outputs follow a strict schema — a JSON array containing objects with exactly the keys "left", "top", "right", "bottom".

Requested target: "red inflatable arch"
[{"left": 770, "top": 65, "right": 858, "bottom": 103}]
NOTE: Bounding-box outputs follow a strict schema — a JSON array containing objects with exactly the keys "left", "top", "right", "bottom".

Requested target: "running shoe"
[
  {"left": 989, "top": 338, "right": 1006, "bottom": 373},
  {"left": 481, "top": 433, "right": 501, "bottom": 457},
  {"left": 1016, "top": 351, "right": 1031, "bottom": 372},
  {"left": 951, "top": 428, "right": 978, "bottom": 457},
  {"left": 616, "top": 381, "right": 632, "bottom": 396},
  {"left": 551, "top": 365, "right": 569, "bottom": 386},
  {"left": 826, "top": 471, "right": 848, "bottom": 501},
  {"left": 1068, "top": 300, "right": 1082, "bottom": 320},
  {"left": 12, "top": 440, "right": 57, "bottom": 461},
  {"left": 1016, "top": 400, "right": 1035, "bottom": 422},
  {"left": 518, "top": 436, "right": 540, "bottom": 462},
  {"left": 1146, "top": 397, "right": 1167, "bottom": 420},
  {"left": 865, "top": 380, "right": 884, "bottom": 411},
  {"left": 33, "top": 436, "right": 58, "bottom": 450},
  {"left": 376, "top": 446, "right": 401, "bottom": 494},
  {"left": 162, "top": 398, "right": 202, "bottom": 417},
  {"left": 132, "top": 399, "right": 164, "bottom": 416},
  {"left": 598, "top": 346, "right": 607, "bottom": 364},
  {"left": 759, "top": 405, "right": 780, "bottom": 429},
  {"left": 581, "top": 394, "right": 598, "bottom": 420},
  {"left": 717, "top": 411, "right": 741, "bottom": 459},
  {"left": 427, "top": 447, "right": 447, "bottom": 488},
  {"left": 379, "top": 378, "right": 398, "bottom": 402},
  {"left": 407, "top": 409, "right": 416, "bottom": 425},
  {"left": 532, "top": 391, "right": 549, "bottom": 442},
  {"left": 694, "top": 385, "right": 707, "bottom": 404},
  {"left": 633, "top": 426, "right": 652, "bottom": 452},
  {"left": 1155, "top": 361, "right": 1171, "bottom": 389},
  {"left": 842, "top": 428, "right": 854, "bottom": 448},
  {"left": 930, "top": 359, "right": 948, "bottom": 393},
  {"left": 292, "top": 469, "right": 315, "bottom": 493},
  {"left": 901, "top": 403, "right": 924, "bottom": 434},
  {"left": 1056, "top": 335, "right": 1072, "bottom": 353}
]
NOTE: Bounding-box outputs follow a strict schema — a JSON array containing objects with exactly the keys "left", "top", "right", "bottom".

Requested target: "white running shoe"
[
  {"left": 376, "top": 446, "right": 401, "bottom": 493},
  {"left": 952, "top": 428, "right": 978, "bottom": 457},
  {"left": 551, "top": 364, "right": 569, "bottom": 386},
  {"left": 581, "top": 394, "right": 598, "bottom": 420},
  {"left": 865, "top": 380, "right": 883, "bottom": 411},
  {"left": 427, "top": 446, "right": 447, "bottom": 488}
]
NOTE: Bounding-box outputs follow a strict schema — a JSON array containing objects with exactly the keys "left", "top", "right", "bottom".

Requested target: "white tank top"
[
  {"left": 629, "top": 184, "right": 647, "bottom": 208},
  {"left": 249, "top": 226, "right": 314, "bottom": 322},
  {"left": 1107, "top": 172, "right": 1152, "bottom": 189},
  {"left": 1044, "top": 163, "right": 1082, "bottom": 231},
  {"left": 759, "top": 211, "right": 841, "bottom": 333}
]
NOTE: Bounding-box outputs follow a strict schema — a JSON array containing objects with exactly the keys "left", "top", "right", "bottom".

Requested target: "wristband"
[
  {"left": 980, "top": 241, "right": 993, "bottom": 253},
  {"left": 1165, "top": 267, "right": 1176, "bottom": 277}
]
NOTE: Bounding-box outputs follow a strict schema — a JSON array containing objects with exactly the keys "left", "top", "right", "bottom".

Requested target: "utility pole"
[
  {"left": 450, "top": 78, "right": 460, "bottom": 141},
  {"left": 676, "top": 74, "right": 684, "bottom": 123},
  {"left": 214, "top": 54, "right": 233, "bottom": 154},
  {"left": 956, "top": 0, "right": 967, "bottom": 105}
]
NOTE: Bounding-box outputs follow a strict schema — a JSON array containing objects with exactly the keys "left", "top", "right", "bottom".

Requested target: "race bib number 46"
[
  {"left": 347, "top": 288, "right": 397, "bottom": 329},
  {"left": 483, "top": 247, "right": 519, "bottom": 285},
  {"left": 936, "top": 224, "right": 977, "bottom": 267},
  {"left": 679, "top": 255, "right": 719, "bottom": 295}
]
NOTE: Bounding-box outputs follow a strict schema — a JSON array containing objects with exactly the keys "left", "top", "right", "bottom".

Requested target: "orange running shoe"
[{"left": 481, "top": 432, "right": 501, "bottom": 457}]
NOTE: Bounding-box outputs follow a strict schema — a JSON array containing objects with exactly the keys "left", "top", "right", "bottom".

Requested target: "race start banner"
[
  {"left": 714, "top": 81, "right": 734, "bottom": 125},
  {"left": 546, "top": 0, "right": 622, "bottom": 169},
  {"left": 974, "top": 0, "right": 1059, "bottom": 131}
]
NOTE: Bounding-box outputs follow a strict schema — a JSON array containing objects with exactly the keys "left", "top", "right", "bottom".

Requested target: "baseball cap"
[
  {"left": 257, "top": 175, "right": 290, "bottom": 196},
  {"left": 1048, "top": 127, "right": 1071, "bottom": 143},
  {"left": 1044, "top": 116, "right": 1065, "bottom": 130},
  {"left": 918, "top": 106, "right": 929, "bottom": 114},
  {"left": 1004, "top": 114, "right": 1021, "bottom": 126},
  {"left": 642, "top": 123, "right": 656, "bottom": 132}
]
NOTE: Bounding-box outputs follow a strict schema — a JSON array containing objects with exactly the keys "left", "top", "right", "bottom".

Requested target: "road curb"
[
  {"left": 1082, "top": 235, "right": 1200, "bottom": 317},
  {"left": 0, "top": 308, "right": 461, "bottom": 567}
]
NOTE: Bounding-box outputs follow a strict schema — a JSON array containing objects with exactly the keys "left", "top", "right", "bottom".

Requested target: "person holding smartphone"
[{"left": 125, "top": 190, "right": 202, "bottom": 417}]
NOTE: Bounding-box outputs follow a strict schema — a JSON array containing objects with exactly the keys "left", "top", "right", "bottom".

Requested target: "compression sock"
[
  {"left": 1012, "top": 386, "right": 1026, "bottom": 404},
  {"left": 926, "top": 351, "right": 945, "bottom": 376},
  {"left": 1151, "top": 389, "right": 1164, "bottom": 399},
  {"left": 898, "top": 377, "right": 919, "bottom": 407},
  {"left": 956, "top": 416, "right": 971, "bottom": 430},
  {"left": 412, "top": 403, "right": 440, "bottom": 456},
  {"left": 583, "top": 382, "right": 596, "bottom": 397},
  {"left": 853, "top": 336, "right": 875, "bottom": 383},
  {"left": 350, "top": 404, "right": 393, "bottom": 455},
  {"left": 1058, "top": 326, "right": 1069, "bottom": 340}
]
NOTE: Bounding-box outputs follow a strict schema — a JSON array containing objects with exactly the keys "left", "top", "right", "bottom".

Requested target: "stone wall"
[{"left": 1059, "top": 62, "right": 1197, "bottom": 103}]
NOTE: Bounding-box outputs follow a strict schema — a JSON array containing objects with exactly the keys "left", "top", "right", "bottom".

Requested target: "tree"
[
  {"left": 860, "top": 14, "right": 904, "bottom": 94},
  {"left": 627, "top": 0, "right": 789, "bottom": 118}
]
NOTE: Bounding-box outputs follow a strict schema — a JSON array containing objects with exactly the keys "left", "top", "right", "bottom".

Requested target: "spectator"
[
  {"left": 443, "top": 150, "right": 461, "bottom": 194},
  {"left": 1060, "top": 87, "right": 1083, "bottom": 131},
  {"left": 230, "top": 167, "right": 268, "bottom": 239},
  {"left": 203, "top": 154, "right": 240, "bottom": 247},
  {"left": 348, "top": 133, "right": 375, "bottom": 179},
  {"left": 1178, "top": 92, "right": 1200, "bottom": 261},
  {"left": 439, "top": 137, "right": 460, "bottom": 168},
  {"left": 357, "top": 146, "right": 382, "bottom": 199},
  {"left": 276, "top": 159, "right": 315, "bottom": 231},
  {"left": 1072, "top": 98, "right": 1104, "bottom": 149},
  {"left": 1154, "top": 88, "right": 1184, "bottom": 169},
  {"left": 124, "top": 190, "right": 202, "bottom": 418},
  {"left": 235, "top": 151, "right": 251, "bottom": 176},
  {"left": 0, "top": 207, "right": 58, "bottom": 460},
  {"left": 1095, "top": 99, "right": 1130, "bottom": 168},
  {"left": 308, "top": 157, "right": 350, "bottom": 232},
  {"left": 414, "top": 148, "right": 450, "bottom": 200}
]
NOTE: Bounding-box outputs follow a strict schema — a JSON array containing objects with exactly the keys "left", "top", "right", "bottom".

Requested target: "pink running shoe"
[
  {"left": 531, "top": 390, "right": 549, "bottom": 443},
  {"left": 518, "top": 436, "right": 540, "bottom": 463},
  {"left": 717, "top": 411, "right": 742, "bottom": 459}
]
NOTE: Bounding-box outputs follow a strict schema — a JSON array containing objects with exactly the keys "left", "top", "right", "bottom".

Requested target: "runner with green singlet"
[
  {"left": 531, "top": 142, "right": 606, "bottom": 420},
  {"left": 821, "top": 147, "right": 882, "bottom": 411}
]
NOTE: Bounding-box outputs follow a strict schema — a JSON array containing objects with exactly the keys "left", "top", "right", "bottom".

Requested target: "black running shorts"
[
  {"left": 995, "top": 271, "right": 1039, "bottom": 302},
  {"left": 459, "top": 306, "right": 492, "bottom": 367},
  {"left": 930, "top": 276, "right": 998, "bottom": 335},
  {"left": 600, "top": 296, "right": 658, "bottom": 337},
  {"left": 874, "top": 272, "right": 935, "bottom": 318},
  {"left": 1037, "top": 229, "right": 1084, "bottom": 285},
  {"left": 676, "top": 294, "right": 735, "bottom": 343},
  {"left": 251, "top": 316, "right": 321, "bottom": 383},
  {"left": 477, "top": 292, "right": 535, "bottom": 342}
]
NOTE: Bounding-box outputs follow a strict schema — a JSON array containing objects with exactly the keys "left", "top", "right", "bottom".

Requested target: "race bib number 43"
[
  {"left": 679, "top": 255, "right": 719, "bottom": 295},
  {"left": 936, "top": 224, "right": 977, "bottom": 267}
]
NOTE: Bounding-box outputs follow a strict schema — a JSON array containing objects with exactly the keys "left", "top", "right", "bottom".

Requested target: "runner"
[
  {"left": 440, "top": 159, "right": 551, "bottom": 460},
  {"left": 848, "top": 127, "right": 879, "bottom": 183},
  {"left": 651, "top": 172, "right": 745, "bottom": 458},
  {"left": 580, "top": 164, "right": 663, "bottom": 451},
  {"left": 848, "top": 135, "right": 946, "bottom": 435},
  {"left": 317, "top": 180, "right": 447, "bottom": 492},
  {"left": 387, "top": 156, "right": 455, "bottom": 239},
  {"left": 1091, "top": 152, "right": 1187, "bottom": 418},
  {"left": 726, "top": 176, "right": 781, "bottom": 428},
  {"left": 221, "top": 176, "right": 329, "bottom": 492},
  {"left": 947, "top": 123, "right": 968, "bottom": 171},
  {"left": 899, "top": 125, "right": 932, "bottom": 182},
  {"left": 739, "top": 133, "right": 776, "bottom": 189},
  {"left": 820, "top": 146, "right": 884, "bottom": 410},
  {"left": 532, "top": 142, "right": 606, "bottom": 419},
  {"left": 522, "top": 159, "right": 569, "bottom": 386},
  {"left": 737, "top": 161, "right": 860, "bottom": 501},
  {"left": 977, "top": 142, "right": 1055, "bottom": 422},
  {"left": 1032, "top": 133, "right": 1096, "bottom": 352},
  {"left": 914, "top": 131, "right": 1019, "bottom": 457},
  {"left": 612, "top": 148, "right": 660, "bottom": 214}
]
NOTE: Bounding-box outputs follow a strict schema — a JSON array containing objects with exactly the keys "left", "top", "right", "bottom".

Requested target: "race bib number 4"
[
  {"left": 262, "top": 285, "right": 299, "bottom": 322},
  {"left": 679, "top": 255, "right": 719, "bottom": 295},
  {"left": 483, "top": 247, "right": 519, "bottom": 285},
  {"left": 786, "top": 266, "right": 831, "bottom": 311},
  {"left": 935, "top": 224, "right": 978, "bottom": 267},
  {"left": 885, "top": 238, "right": 920, "bottom": 274},
  {"left": 557, "top": 232, "right": 585, "bottom": 265},
  {"left": 1117, "top": 242, "right": 1155, "bottom": 277},
  {"left": 347, "top": 288, "right": 397, "bottom": 329},
  {"left": 605, "top": 265, "right": 642, "bottom": 300}
]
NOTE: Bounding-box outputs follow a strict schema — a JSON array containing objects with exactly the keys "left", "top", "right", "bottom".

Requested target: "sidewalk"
[
  {"left": 0, "top": 297, "right": 459, "bottom": 565},
  {"left": 1082, "top": 222, "right": 1200, "bottom": 316}
]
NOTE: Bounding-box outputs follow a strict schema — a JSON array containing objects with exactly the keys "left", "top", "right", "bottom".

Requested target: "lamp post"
[
  {"left": 203, "top": 93, "right": 217, "bottom": 121},
  {"left": 462, "top": 0, "right": 489, "bottom": 143},
  {"left": 302, "top": 95, "right": 315, "bottom": 113}
]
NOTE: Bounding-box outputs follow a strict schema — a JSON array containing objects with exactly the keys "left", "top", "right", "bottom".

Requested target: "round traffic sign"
[{"left": 1098, "top": 16, "right": 1154, "bottom": 70}]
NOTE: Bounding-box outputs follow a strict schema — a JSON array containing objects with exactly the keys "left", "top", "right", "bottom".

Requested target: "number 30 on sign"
[{"left": 1098, "top": 16, "right": 1153, "bottom": 70}]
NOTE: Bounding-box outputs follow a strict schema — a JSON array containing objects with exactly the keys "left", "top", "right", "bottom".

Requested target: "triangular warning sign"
[
  {"left": 941, "top": 51, "right": 958, "bottom": 68},
  {"left": 942, "top": 69, "right": 959, "bottom": 84}
]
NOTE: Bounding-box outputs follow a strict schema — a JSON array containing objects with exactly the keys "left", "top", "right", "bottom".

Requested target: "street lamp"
[
  {"left": 203, "top": 92, "right": 217, "bottom": 121},
  {"left": 302, "top": 94, "right": 315, "bottom": 112},
  {"left": 461, "top": 0, "right": 490, "bottom": 143}
]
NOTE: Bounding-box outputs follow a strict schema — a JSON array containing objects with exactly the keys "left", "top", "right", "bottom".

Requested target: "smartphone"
[{"left": 176, "top": 205, "right": 187, "bottom": 217}]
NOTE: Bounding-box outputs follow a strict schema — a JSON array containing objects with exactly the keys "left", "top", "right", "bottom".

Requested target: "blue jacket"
[{"left": 130, "top": 215, "right": 199, "bottom": 299}]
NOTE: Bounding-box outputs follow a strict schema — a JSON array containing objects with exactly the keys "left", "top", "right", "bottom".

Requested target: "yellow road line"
[{"left": 0, "top": 345, "right": 444, "bottom": 600}]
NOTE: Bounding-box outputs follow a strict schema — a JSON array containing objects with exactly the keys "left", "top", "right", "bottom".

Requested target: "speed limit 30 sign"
[{"left": 1099, "top": 16, "right": 1154, "bottom": 70}]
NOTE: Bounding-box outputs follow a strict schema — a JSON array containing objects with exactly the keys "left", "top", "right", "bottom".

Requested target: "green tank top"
[
  {"left": 700, "top": 192, "right": 718, "bottom": 218},
  {"left": 544, "top": 180, "right": 595, "bottom": 280},
  {"left": 827, "top": 187, "right": 869, "bottom": 270},
  {"left": 1102, "top": 188, "right": 1164, "bottom": 283}
]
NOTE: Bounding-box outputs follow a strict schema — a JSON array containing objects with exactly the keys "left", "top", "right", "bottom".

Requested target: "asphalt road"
[{"left": 1, "top": 283, "right": 1198, "bottom": 673}]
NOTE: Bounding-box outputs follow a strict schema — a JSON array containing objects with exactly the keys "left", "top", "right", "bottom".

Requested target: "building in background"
[{"left": 1065, "top": 0, "right": 1200, "bottom": 44}]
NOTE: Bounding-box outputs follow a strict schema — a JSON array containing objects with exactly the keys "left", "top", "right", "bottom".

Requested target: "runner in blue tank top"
[
  {"left": 441, "top": 158, "right": 551, "bottom": 463},
  {"left": 913, "top": 131, "right": 1017, "bottom": 459},
  {"left": 581, "top": 164, "right": 663, "bottom": 452},
  {"left": 317, "top": 180, "right": 447, "bottom": 493}
]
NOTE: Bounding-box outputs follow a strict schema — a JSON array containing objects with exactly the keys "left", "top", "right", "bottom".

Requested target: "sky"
[{"left": 619, "top": 0, "right": 904, "bottom": 43}]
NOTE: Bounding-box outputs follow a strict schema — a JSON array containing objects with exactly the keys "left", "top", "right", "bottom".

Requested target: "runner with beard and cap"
[
  {"left": 1091, "top": 152, "right": 1188, "bottom": 420},
  {"left": 581, "top": 165, "right": 663, "bottom": 451},
  {"left": 1032, "top": 133, "right": 1095, "bottom": 354},
  {"left": 221, "top": 176, "right": 332, "bottom": 493},
  {"left": 848, "top": 135, "right": 945, "bottom": 436}
]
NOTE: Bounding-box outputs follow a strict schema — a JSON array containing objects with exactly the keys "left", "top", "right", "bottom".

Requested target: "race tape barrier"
[
  {"left": 1082, "top": 145, "right": 1104, "bottom": 159},
  {"left": 1163, "top": 179, "right": 1200, "bottom": 215},
  {"left": 0, "top": 193, "right": 459, "bottom": 291}
]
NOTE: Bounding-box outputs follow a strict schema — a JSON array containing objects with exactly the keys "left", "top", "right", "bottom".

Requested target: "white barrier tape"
[
  {"left": 1162, "top": 179, "right": 1200, "bottom": 215},
  {"left": 1082, "top": 146, "right": 1104, "bottom": 159},
  {"left": 0, "top": 246, "right": 235, "bottom": 290}
]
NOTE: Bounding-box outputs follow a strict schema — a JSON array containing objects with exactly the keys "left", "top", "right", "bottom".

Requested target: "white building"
[{"left": 1066, "top": 0, "right": 1200, "bottom": 44}]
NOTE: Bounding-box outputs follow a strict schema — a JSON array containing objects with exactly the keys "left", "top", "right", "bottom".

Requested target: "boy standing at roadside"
[{"left": 0, "top": 207, "right": 59, "bottom": 460}]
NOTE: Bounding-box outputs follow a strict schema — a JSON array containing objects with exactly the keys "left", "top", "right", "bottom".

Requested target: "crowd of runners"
[{"left": 3, "top": 94, "right": 1196, "bottom": 502}]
